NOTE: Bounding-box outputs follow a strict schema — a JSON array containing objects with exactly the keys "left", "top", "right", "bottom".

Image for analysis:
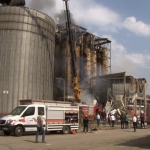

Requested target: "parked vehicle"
[
  {"left": 79, "top": 105, "right": 106, "bottom": 122},
  {"left": 0, "top": 99, "right": 79, "bottom": 136}
]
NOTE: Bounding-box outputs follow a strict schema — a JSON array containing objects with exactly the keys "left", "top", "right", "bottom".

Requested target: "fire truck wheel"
[
  {"left": 3, "top": 131, "right": 10, "bottom": 136},
  {"left": 62, "top": 126, "right": 70, "bottom": 134},
  {"left": 14, "top": 126, "right": 23, "bottom": 137}
]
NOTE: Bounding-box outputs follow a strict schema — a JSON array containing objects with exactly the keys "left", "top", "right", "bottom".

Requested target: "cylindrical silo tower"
[
  {"left": 84, "top": 48, "right": 91, "bottom": 79},
  {"left": 101, "top": 48, "right": 109, "bottom": 75},
  {"left": 97, "top": 48, "right": 102, "bottom": 76},
  {"left": 90, "top": 50, "right": 97, "bottom": 78},
  {"left": 0, "top": 6, "right": 55, "bottom": 114}
]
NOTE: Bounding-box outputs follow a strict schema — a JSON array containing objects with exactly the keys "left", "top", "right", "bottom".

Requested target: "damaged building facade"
[
  {"left": 90, "top": 72, "right": 147, "bottom": 115},
  {"left": 54, "top": 23, "right": 148, "bottom": 116},
  {"left": 54, "top": 23, "right": 111, "bottom": 102}
]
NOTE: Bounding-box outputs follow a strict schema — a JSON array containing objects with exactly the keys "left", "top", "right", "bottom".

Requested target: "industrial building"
[
  {"left": 54, "top": 23, "right": 111, "bottom": 102},
  {"left": 0, "top": 5, "right": 148, "bottom": 117},
  {"left": 0, "top": 6, "right": 55, "bottom": 114},
  {"left": 0, "top": 6, "right": 111, "bottom": 114}
]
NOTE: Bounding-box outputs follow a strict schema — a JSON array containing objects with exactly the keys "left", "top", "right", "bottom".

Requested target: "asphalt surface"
[{"left": 0, "top": 127, "right": 150, "bottom": 150}]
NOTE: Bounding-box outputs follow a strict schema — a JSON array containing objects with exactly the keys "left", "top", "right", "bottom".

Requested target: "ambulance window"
[
  {"left": 38, "top": 107, "right": 44, "bottom": 115},
  {"left": 22, "top": 107, "right": 35, "bottom": 117}
]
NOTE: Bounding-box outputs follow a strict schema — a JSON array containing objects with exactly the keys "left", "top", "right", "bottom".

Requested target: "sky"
[{"left": 25, "top": 0, "right": 150, "bottom": 94}]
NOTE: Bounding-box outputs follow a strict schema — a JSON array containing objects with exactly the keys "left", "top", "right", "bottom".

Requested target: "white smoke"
[
  {"left": 26, "top": 0, "right": 75, "bottom": 24},
  {"left": 80, "top": 89, "right": 96, "bottom": 105}
]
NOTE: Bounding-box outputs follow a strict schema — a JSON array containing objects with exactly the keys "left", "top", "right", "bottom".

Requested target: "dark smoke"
[
  {"left": 0, "top": 0, "right": 25, "bottom": 6},
  {"left": 28, "top": 0, "right": 55, "bottom": 11},
  {"left": 55, "top": 10, "right": 76, "bottom": 24}
]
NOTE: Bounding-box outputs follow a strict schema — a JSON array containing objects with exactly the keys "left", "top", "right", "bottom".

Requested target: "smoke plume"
[
  {"left": 80, "top": 89, "right": 96, "bottom": 105},
  {"left": 27, "top": 0, "right": 55, "bottom": 11},
  {"left": 27, "top": 0, "right": 75, "bottom": 24},
  {"left": 55, "top": 10, "right": 76, "bottom": 24}
]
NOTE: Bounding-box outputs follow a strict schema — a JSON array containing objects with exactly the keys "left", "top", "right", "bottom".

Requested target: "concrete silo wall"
[
  {"left": 97, "top": 49, "right": 101, "bottom": 76},
  {"left": 90, "top": 50, "right": 97, "bottom": 78},
  {"left": 101, "top": 48, "right": 109, "bottom": 75},
  {"left": 61, "top": 37, "right": 73, "bottom": 100},
  {"left": 0, "top": 6, "right": 55, "bottom": 113},
  {"left": 84, "top": 48, "right": 91, "bottom": 79}
]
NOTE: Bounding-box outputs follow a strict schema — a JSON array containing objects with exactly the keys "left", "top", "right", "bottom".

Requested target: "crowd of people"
[
  {"left": 83, "top": 111, "right": 146, "bottom": 133},
  {"left": 119, "top": 111, "right": 145, "bottom": 132},
  {"left": 35, "top": 110, "right": 146, "bottom": 142}
]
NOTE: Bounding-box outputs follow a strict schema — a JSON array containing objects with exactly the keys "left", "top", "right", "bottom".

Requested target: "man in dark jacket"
[
  {"left": 83, "top": 115, "right": 89, "bottom": 133},
  {"left": 120, "top": 114, "right": 125, "bottom": 129},
  {"left": 140, "top": 112, "right": 145, "bottom": 129},
  {"left": 125, "top": 113, "right": 129, "bottom": 129}
]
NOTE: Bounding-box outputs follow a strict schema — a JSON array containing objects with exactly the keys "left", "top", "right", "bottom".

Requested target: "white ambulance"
[{"left": 0, "top": 99, "right": 79, "bottom": 136}]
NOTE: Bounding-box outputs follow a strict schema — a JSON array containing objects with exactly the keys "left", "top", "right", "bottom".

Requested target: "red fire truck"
[{"left": 79, "top": 105, "right": 106, "bottom": 122}]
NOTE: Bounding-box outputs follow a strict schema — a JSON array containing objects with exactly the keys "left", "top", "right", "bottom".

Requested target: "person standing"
[
  {"left": 83, "top": 115, "right": 89, "bottom": 133},
  {"left": 120, "top": 114, "right": 125, "bottom": 129},
  {"left": 125, "top": 113, "right": 129, "bottom": 129},
  {"left": 107, "top": 113, "right": 111, "bottom": 126},
  {"left": 97, "top": 113, "right": 100, "bottom": 127},
  {"left": 133, "top": 114, "right": 137, "bottom": 132},
  {"left": 35, "top": 111, "right": 45, "bottom": 143},
  {"left": 111, "top": 114, "right": 115, "bottom": 127},
  {"left": 140, "top": 112, "right": 145, "bottom": 129}
]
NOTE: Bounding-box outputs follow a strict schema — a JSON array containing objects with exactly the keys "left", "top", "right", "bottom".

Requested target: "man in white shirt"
[
  {"left": 133, "top": 114, "right": 137, "bottom": 132},
  {"left": 111, "top": 114, "right": 115, "bottom": 127},
  {"left": 35, "top": 111, "right": 45, "bottom": 143},
  {"left": 97, "top": 114, "right": 100, "bottom": 127}
]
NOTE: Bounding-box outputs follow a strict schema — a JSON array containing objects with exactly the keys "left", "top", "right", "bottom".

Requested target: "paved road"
[{"left": 0, "top": 128, "right": 150, "bottom": 150}]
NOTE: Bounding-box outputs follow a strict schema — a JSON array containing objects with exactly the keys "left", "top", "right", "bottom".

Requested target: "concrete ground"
[{"left": 0, "top": 127, "right": 150, "bottom": 150}]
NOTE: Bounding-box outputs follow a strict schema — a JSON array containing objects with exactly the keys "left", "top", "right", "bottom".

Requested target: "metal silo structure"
[
  {"left": 0, "top": 6, "right": 55, "bottom": 114},
  {"left": 84, "top": 48, "right": 91, "bottom": 79},
  {"left": 90, "top": 50, "right": 97, "bottom": 78},
  {"left": 101, "top": 48, "right": 109, "bottom": 75}
]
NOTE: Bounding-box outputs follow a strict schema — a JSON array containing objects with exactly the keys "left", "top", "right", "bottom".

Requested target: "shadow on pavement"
[
  {"left": 25, "top": 140, "right": 35, "bottom": 143},
  {"left": 118, "top": 135, "right": 150, "bottom": 149}
]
